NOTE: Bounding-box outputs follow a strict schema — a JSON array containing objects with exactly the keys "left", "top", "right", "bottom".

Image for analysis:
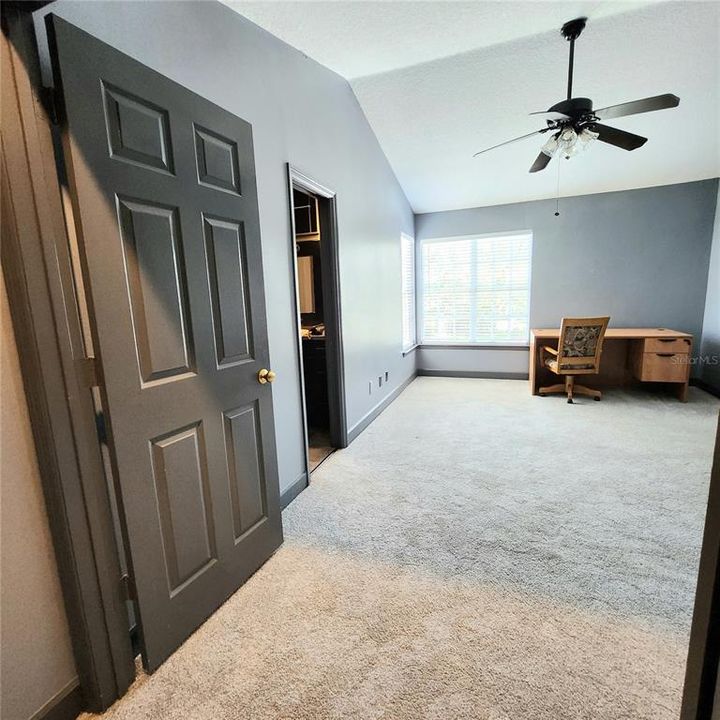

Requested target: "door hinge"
[
  {"left": 76, "top": 357, "right": 99, "bottom": 388},
  {"left": 120, "top": 573, "right": 136, "bottom": 602}
]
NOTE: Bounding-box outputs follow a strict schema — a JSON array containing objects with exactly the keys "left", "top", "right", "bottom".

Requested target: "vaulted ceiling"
[{"left": 223, "top": 1, "right": 720, "bottom": 212}]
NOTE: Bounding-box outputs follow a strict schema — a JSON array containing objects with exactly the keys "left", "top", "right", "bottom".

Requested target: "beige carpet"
[{"left": 83, "top": 378, "right": 719, "bottom": 720}]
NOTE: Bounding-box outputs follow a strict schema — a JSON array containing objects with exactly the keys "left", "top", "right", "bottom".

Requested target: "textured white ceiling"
[
  {"left": 223, "top": 0, "right": 661, "bottom": 79},
  {"left": 224, "top": 1, "right": 720, "bottom": 212}
]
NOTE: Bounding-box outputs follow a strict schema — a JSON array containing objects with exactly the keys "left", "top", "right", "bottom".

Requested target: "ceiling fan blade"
[
  {"left": 529, "top": 151, "right": 552, "bottom": 173},
  {"left": 529, "top": 111, "right": 571, "bottom": 121},
  {"left": 592, "top": 123, "right": 647, "bottom": 151},
  {"left": 473, "top": 129, "right": 544, "bottom": 157},
  {"left": 594, "top": 93, "right": 679, "bottom": 121}
]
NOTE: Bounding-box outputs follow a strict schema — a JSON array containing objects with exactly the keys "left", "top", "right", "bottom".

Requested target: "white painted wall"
[{"left": 40, "top": 0, "right": 416, "bottom": 494}]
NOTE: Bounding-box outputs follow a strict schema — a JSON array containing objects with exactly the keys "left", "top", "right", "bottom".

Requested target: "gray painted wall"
[
  {"left": 43, "top": 0, "right": 416, "bottom": 494},
  {"left": 700, "top": 184, "right": 720, "bottom": 391},
  {"left": 415, "top": 180, "right": 719, "bottom": 375},
  {"left": 0, "top": 276, "right": 78, "bottom": 720}
]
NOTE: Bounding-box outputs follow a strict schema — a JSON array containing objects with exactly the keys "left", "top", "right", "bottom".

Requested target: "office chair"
[{"left": 538, "top": 316, "right": 610, "bottom": 403}]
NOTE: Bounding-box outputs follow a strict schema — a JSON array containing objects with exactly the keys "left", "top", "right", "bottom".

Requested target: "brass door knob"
[{"left": 258, "top": 368, "right": 276, "bottom": 384}]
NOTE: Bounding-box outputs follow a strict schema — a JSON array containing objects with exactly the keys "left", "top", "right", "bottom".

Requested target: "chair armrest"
[{"left": 542, "top": 345, "right": 558, "bottom": 356}]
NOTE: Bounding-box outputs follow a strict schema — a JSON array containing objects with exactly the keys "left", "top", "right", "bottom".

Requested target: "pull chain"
[{"left": 554, "top": 155, "right": 561, "bottom": 216}]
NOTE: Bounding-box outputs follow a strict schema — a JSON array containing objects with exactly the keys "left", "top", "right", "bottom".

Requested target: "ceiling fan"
[{"left": 473, "top": 17, "right": 680, "bottom": 173}]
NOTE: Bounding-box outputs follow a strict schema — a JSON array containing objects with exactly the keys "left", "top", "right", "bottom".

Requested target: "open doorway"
[
  {"left": 294, "top": 185, "right": 333, "bottom": 470},
  {"left": 287, "top": 167, "right": 348, "bottom": 479}
]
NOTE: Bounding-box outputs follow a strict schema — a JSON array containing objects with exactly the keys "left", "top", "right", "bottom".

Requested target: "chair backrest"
[{"left": 557, "top": 316, "right": 610, "bottom": 372}]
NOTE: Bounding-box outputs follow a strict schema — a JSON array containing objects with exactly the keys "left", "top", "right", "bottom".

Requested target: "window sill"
[
  {"left": 419, "top": 343, "right": 530, "bottom": 351},
  {"left": 401, "top": 344, "right": 419, "bottom": 357}
]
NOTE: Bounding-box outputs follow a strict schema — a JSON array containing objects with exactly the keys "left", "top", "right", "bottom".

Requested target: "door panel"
[
  {"left": 151, "top": 422, "right": 217, "bottom": 594},
  {"left": 194, "top": 125, "right": 242, "bottom": 194},
  {"left": 117, "top": 198, "right": 194, "bottom": 383},
  {"left": 49, "top": 16, "right": 283, "bottom": 671},
  {"left": 203, "top": 215, "right": 253, "bottom": 366},
  {"left": 102, "top": 82, "right": 174, "bottom": 174},
  {"left": 224, "top": 404, "right": 266, "bottom": 538}
]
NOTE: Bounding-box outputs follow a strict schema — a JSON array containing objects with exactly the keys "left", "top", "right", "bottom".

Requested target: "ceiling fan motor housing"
[
  {"left": 548, "top": 97, "right": 593, "bottom": 118},
  {"left": 561, "top": 17, "right": 587, "bottom": 41}
]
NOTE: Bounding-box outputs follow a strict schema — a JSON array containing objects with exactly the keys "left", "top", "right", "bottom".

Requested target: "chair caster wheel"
[
  {"left": 567, "top": 398, "right": 573, "bottom": 404},
  {"left": 594, "top": 397, "right": 600, "bottom": 401}
]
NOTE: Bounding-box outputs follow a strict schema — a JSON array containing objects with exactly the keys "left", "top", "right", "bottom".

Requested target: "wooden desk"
[{"left": 529, "top": 327, "right": 693, "bottom": 402}]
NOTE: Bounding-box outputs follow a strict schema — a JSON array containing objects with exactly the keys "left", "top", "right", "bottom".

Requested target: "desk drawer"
[
  {"left": 643, "top": 337, "right": 691, "bottom": 354},
  {"left": 637, "top": 352, "right": 688, "bottom": 383}
]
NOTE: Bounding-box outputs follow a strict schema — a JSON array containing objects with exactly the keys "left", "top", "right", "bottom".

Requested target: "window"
[
  {"left": 421, "top": 232, "right": 532, "bottom": 345},
  {"left": 400, "top": 233, "right": 416, "bottom": 351}
]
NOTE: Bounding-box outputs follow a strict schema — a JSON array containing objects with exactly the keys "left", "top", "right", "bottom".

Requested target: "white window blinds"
[
  {"left": 400, "top": 233, "right": 416, "bottom": 351},
  {"left": 421, "top": 232, "right": 532, "bottom": 345}
]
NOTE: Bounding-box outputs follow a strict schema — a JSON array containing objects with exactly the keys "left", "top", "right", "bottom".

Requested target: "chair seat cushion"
[{"left": 545, "top": 357, "right": 594, "bottom": 372}]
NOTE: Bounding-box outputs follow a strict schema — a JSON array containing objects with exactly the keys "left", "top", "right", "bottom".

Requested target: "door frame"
[
  {"left": 681, "top": 414, "right": 720, "bottom": 719},
  {"left": 286, "top": 165, "right": 347, "bottom": 487},
  {"left": 1, "top": 6, "right": 135, "bottom": 712}
]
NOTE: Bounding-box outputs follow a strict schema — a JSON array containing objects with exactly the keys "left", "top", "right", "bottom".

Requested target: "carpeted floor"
[{"left": 83, "top": 378, "right": 719, "bottom": 720}]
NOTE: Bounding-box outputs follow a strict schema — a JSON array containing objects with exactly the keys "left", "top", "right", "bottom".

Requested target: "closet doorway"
[{"left": 287, "top": 167, "right": 347, "bottom": 480}]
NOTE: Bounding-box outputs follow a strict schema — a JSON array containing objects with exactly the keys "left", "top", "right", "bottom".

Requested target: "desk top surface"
[{"left": 531, "top": 327, "right": 693, "bottom": 340}]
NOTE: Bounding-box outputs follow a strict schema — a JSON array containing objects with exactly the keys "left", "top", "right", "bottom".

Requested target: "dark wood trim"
[
  {"left": 682, "top": 414, "right": 720, "bottom": 719},
  {"left": 1, "top": 8, "right": 134, "bottom": 711},
  {"left": 417, "top": 370, "right": 529, "bottom": 380},
  {"left": 280, "top": 472, "right": 309, "bottom": 510},
  {"left": 31, "top": 680, "right": 83, "bottom": 720},
  {"left": 347, "top": 373, "right": 416, "bottom": 444},
  {"left": 287, "top": 165, "right": 349, "bottom": 460}
]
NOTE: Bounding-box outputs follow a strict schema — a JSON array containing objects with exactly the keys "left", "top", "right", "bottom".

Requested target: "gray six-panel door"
[{"left": 49, "top": 16, "right": 283, "bottom": 671}]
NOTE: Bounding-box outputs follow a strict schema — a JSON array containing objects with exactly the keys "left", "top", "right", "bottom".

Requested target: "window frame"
[
  {"left": 418, "top": 230, "right": 533, "bottom": 348},
  {"left": 400, "top": 232, "right": 417, "bottom": 353}
]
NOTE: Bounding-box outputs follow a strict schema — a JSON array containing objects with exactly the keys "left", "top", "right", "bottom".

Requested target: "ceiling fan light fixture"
[
  {"left": 556, "top": 126, "right": 598, "bottom": 159},
  {"left": 578, "top": 127, "right": 599, "bottom": 149},
  {"left": 541, "top": 133, "right": 559, "bottom": 158},
  {"left": 558, "top": 126, "right": 578, "bottom": 158}
]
